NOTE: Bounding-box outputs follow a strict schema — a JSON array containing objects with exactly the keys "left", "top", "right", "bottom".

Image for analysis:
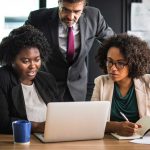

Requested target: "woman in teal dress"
[{"left": 91, "top": 34, "right": 150, "bottom": 136}]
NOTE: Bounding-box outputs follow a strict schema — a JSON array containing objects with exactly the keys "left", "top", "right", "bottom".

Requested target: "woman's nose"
[
  {"left": 110, "top": 64, "right": 118, "bottom": 71},
  {"left": 29, "top": 62, "right": 36, "bottom": 69}
]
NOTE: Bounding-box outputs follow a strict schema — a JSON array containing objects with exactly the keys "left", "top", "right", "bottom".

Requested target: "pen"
[{"left": 120, "top": 112, "right": 129, "bottom": 122}]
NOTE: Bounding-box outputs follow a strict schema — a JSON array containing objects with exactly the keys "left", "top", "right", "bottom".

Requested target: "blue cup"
[{"left": 12, "top": 120, "right": 31, "bottom": 144}]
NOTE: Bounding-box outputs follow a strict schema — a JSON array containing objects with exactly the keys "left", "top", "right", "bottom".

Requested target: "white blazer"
[{"left": 91, "top": 74, "right": 150, "bottom": 118}]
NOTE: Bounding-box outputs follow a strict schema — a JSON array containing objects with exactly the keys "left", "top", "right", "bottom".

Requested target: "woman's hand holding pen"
[
  {"left": 115, "top": 121, "right": 141, "bottom": 136},
  {"left": 116, "top": 112, "right": 142, "bottom": 136},
  {"left": 105, "top": 121, "right": 141, "bottom": 136},
  {"left": 105, "top": 112, "right": 142, "bottom": 136}
]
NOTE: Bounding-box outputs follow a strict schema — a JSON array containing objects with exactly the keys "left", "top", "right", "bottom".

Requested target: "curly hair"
[
  {"left": 0, "top": 25, "right": 50, "bottom": 65},
  {"left": 96, "top": 33, "right": 150, "bottom": 78}
]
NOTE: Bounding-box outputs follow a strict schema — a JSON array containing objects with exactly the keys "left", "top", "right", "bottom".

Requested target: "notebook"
[
  {"left": 34, "top": 101, "right": 110, "bottom": 142},
  {"left": 111, "top": 116, "right": 150, "bottom": 140}
]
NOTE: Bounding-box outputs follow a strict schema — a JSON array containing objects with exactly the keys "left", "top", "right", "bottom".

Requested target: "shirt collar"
[{"left": 59, "top": 19, "right": 78, "bottom": 30}]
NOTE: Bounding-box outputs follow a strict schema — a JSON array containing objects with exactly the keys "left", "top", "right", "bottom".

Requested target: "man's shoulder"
[
  {"left": 85, "top": 6, "right": 100, "bottom": 11},
  {"left": 26, "top": 7, "right": 58, "bottom": 25},
  {"left": 83, "top": 6, "right": 102, "bottom": 22},
  {"left": 84, "top": 6, "right": 100, "bottom": 14},
  {"left": 30, "top": 7, "right": 58, "bottom": 17}
]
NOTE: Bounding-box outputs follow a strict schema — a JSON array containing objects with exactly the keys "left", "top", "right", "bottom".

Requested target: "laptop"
[{"left": 34, "top": 101, "right": 110, "bottom": 142}]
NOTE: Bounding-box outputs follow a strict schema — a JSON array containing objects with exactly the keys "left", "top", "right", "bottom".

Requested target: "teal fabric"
[{"left": 110, "top": 83, "right": 139, "bottom": 123}]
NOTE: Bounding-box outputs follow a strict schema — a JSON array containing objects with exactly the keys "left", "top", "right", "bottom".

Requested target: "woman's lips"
[{"left": 27, "top": 71, "right": 36, "bottom": 77}]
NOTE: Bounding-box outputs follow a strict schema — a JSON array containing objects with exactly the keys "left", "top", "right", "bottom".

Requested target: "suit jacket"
[
  {"left": 0, "top": 66, "right": 58, "bottom": 134},
  {"left": 25, "top": 6, "right": 115, "bottom": 101},
  {"left": 91, "top": 75, "right": 150, "bottom": 118}
]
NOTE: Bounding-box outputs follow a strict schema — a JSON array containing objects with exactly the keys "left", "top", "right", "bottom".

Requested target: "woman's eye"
[
  {"left": 118, "top": 62, "right": 123, "bottom": 65},
  {"left": 22, "top": 60, "right": 29, "bottom": 64},
  {"left": 35, "top": 58, "right": 41, "bottom": 62},
  {"left": 118, "top": 62, "right": 126, "bottom": 66}
]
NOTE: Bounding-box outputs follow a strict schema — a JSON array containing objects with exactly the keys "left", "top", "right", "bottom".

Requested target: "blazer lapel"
[
  {"left": 34, "top": 79, "right": 50, "bottom": 105},
  {"left": 134, "top": 78, "right": 147, "bottom": 117},
  {"left": 77, "top": 14, "right": 87, "bottom": 60},
  {"left": 103, "top": 76, "right": 114, "bottom": 101},
  {"left": 47, "top": 13, "right": 59, "bottom": 49},
  {"left": 47, "top": 10, "right": 67, "bottom": 63},
  {"left": 11, "top": 85, "right": 27, "bottom": 118}
]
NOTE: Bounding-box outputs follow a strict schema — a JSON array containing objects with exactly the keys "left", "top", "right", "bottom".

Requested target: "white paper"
[
  {"left": 111, "top": 133, "right": 141, "bottom": 140},
  {"left": 131, "top": 3, "right": 150, "bottom": 31},
  {"left": 130, "top": 132, "right": 150, "bottom": 144},
  {"left": 111, "top": 117, "right": 150, "bottom": 140}
]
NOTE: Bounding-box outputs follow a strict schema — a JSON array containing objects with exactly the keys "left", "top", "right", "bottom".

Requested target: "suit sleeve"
[
  {"left": 24, "top": 9, "right": 48, "bottom": 27},
  {"left": 0, "top": 87, "right": 12, "bottom": 133},
  {"left": 96, "top": 9, "right": 115, "bottom": 42},
  {"left": 24, "top": 10, "right": 43, "bottom": 26},
  {"left": 0, "top": 83, "right": 23, "bottom": 134}
]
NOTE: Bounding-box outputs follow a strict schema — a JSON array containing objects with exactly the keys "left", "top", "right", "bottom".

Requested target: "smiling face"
[
  {"left": 12, "top": 47, "right": 41, "bottom": 85},
  {"left": 59, "top": 1, "right": 84, "bottom": 27},
  {"left": 107, "top": 47, "right": 130, "bottom": 83}
]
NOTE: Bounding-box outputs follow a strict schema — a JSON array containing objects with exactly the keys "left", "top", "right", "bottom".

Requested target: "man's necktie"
[{"left": 67, "top": 26, "right": 75, "bottom": 64}]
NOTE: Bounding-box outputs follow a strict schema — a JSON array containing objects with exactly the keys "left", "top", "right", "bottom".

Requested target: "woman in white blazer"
[{"left": 91, "top": 34, "right": 150, "bottom": 136}]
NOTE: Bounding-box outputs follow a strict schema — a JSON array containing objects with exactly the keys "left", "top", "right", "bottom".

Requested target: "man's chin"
[{"left": 65, "top": 21, "right": 75, "bottom": 27}]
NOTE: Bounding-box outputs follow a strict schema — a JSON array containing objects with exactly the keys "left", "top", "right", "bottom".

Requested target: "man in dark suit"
[{"left": 25, "top": 0, "right": 115, "bottom": 101}]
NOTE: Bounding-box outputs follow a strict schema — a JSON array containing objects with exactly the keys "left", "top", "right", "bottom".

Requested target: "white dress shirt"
[
  {"left": 58, "top": 21, "right": 80, "bottom": 57},
  {"left": 21, "top": 83, "right": 47, "bottom": 122}
]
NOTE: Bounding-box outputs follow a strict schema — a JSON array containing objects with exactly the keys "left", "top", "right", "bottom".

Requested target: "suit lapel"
[
  {"left": 47, "top": 14, "right": 59, "bottom": 49},
  {"left": 78, "top": 14, "right": 86, "bottom": 60},
  {"left": 47, "top": 10, "right": 67, "bottom": 63},
  {"left": 11, "top": 85, "right": 27, "bottom": 118},
  {"left": 34, "top": 79, "right": 50, "bottom": 105},
  {"left": 103, "top": 77, "right": 114, "bottom": 101}
]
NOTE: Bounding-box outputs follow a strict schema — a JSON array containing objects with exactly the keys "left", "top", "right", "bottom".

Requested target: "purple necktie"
[{"left": 67, "top": 27, "right": 75, "bottom": 64}]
